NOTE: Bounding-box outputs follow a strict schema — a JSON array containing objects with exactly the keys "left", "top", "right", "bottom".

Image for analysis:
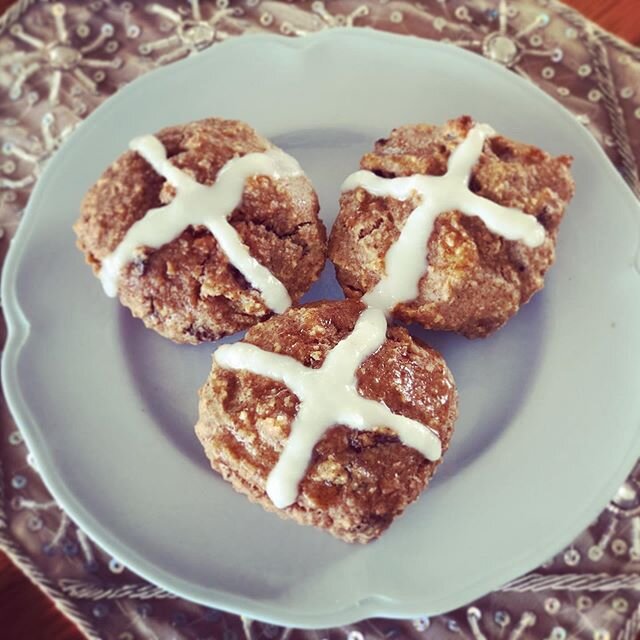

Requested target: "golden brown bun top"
[
  {"left": 203, "top": 300, "right": 457, "bottom": 526},
  {"left": 243, "top": 299, "right": 457, "bottom": 431},
  {"left": 328, "top": 116, "right": 575, "bottom": 338},
  {"left": 362, "top": 115, "right": 574, "bottom": 225},
  {"left": 74, "top": 117, "right": 327, "bottom": 343}
]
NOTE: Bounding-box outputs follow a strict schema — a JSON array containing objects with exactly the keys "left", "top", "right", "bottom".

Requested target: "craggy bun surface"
[
  {"left": 196, "top": 300, "right": 458, "bottom": 543},
  {"left": 75, "top": 118, "right": 327, "bottom": 344},
  {"left": 329, "top": 116, "right": 575, "bottom": 338}
]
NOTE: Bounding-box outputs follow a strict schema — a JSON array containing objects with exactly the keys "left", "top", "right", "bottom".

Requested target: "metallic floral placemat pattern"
[{"left": 1, "top": 1, "right": 640, "bottom": 638}]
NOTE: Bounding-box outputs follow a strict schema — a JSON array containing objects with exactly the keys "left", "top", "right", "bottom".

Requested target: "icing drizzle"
[
  {"left": 214, "top": 306, "right": 442, "bottom": 509},
  {"left": 342, "top": 123, "right": 546, "bottom": 312},
  {"left": 99, "top": 135, "right": 303, "bottom": 313}
]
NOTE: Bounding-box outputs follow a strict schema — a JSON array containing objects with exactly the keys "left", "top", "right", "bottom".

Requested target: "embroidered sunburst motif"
[
  {"left": 280, "top": 1, "right": 369, "bottom": 36},
  {"left": 0, "top": 3, "right": 122, "bottom": 105},
  {"left": 442, "top": 0, "right": 562, "bottom": 78},
  {"left": 0, "top": 112, "right": 75, "bottom": 191},
  {"left": 138, "top": 0, "right": 242, "bottom": 65}
]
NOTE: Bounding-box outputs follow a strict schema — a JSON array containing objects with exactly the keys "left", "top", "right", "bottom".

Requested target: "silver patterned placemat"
[{"left": 1, "top": 2, "right": 640, "bottom": 639}]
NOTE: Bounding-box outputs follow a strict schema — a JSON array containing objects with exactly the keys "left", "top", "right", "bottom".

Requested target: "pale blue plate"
[{"left": 3, "top": 29, "right": 640, "bottom": 627}]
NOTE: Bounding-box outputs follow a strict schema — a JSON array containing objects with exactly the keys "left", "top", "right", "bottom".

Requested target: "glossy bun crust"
[
  {"left": 195, "top": 300, "right": 458, "bottom": 543},
  {"left": 74, "top": 118, "right": 327, "bottom": 344},
  {"left": 329, "top": 116, "right": 575, "bottom": 338}
]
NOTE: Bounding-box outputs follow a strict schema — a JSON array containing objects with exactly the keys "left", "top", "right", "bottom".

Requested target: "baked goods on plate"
[
  {"left": 75, "top": 114, "right": 575, "bottom": 543},
  {"left": 74, "top": 118, "right": 327, "bottom": 344},
  {"left": 329, "top": 116, "right": 575, "bottom": 338},
  {"left": 196, "top": 299, "right": 458, "bottom": 543}
]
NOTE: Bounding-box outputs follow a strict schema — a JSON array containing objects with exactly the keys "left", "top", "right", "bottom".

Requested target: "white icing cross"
[
  {"left": 341, "top": 123, "right": 546, "bottom": 312},
  {"left": 99, "top": 135, "right": 303, "bottom": 313},
  {"left": 214, "top": 306, "right": 442, "bottom": 509}
]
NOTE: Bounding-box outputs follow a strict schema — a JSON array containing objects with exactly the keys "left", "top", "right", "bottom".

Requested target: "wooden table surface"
[{"left": 0, "top": 1, "right": 639, "bottom": 639}]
